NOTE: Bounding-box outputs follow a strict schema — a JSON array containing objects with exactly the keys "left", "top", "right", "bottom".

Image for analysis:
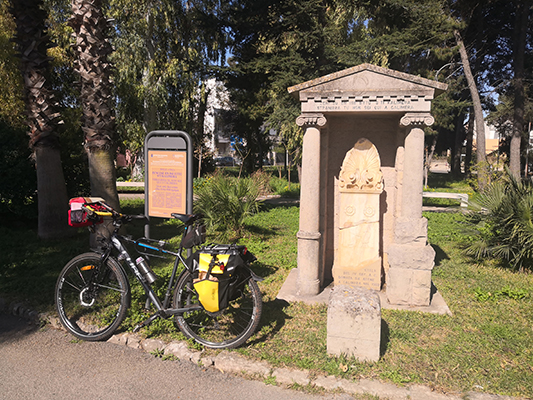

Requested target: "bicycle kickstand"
[{"left": 133, "top": 310, "right": 166, "bottom": 333}]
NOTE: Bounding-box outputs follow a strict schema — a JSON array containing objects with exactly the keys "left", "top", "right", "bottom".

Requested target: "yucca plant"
[
  {"left": 466, "top": 168, "right": 533, "bottom": 272},
  {"left": 194, "top": 173, "right": 262, "bottom": 241}
]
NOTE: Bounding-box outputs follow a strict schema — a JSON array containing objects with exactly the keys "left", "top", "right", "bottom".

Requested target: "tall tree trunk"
[
  {"left": 509, "top": 0, "right": 531, "bottom": 178},
  {"left": 424, "top": 134, "right": 438, "bottom": 188},
  {"left": 451, "top": 111, "right": 466, "bottom": 178},
  {"left": 454, "top": 29, "right": 488, "bottom": 190},
  {"left": 35, "top": 145, "right": 71, "bottom": 239},
  {"left": 195, "top": 82, "right": 210, "bottom": 178},
  {"left": 10, "top": 0, "right": 71, "bottom": 239},
  {"left": 70, "top": 0, "right": 120, "bottom": 212},
  {"left": 465, "top": 109, "right": 474, "bottom": 178}
]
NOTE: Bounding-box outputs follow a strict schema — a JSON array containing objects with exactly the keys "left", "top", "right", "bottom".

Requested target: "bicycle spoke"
[
  {"left": 174, "top": 270, "right": 262, "bottom": 349},
  {"left": 55, "top": 253, "right": 130, "bottom": 342}
]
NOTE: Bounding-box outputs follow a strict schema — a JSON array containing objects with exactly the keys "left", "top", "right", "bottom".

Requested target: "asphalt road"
[{"left": 0, "top": 313, "right": 354, "bottom": 400}]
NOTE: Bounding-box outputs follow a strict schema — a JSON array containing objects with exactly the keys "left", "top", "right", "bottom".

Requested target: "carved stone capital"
[
  {"left": 296, "top": 113, "right": 327, "bottom": 128},
  {"left": 399, "top": 112, "right": 435, "bottom": 127},
  {"left": 339, "top": 138, "right": 384, "bottom": 192}
]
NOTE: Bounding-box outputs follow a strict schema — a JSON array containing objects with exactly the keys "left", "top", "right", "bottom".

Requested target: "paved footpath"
[
  {"left": 0, "top": 303, "right": 526, "bottom": 400},
  {"left": 0, "top": 313, "right": 353, "bottom": 400}
]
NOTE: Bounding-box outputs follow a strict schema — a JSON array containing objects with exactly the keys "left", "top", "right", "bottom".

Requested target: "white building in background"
[
  {"left": 201, "top": 78, "right": 284, "bottom": 166},
  {"left": 203, "top": 78, "right": 233, "bottom": 156},
  {"left": 484, "top": 121, "right": 500, "bottom": 154},
  {"left": 472, "top": 119, "right": 500, "bottom": 155}
]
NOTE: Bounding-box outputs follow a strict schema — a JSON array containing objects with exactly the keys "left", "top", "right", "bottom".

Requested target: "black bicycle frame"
[{"left": 96, "top": 224, "right": 203, "bottom": 331}]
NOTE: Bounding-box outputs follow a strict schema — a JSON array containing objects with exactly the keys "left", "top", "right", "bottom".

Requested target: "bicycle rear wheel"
[
  {"left": 55, "top": 253, "right": 130, "bottom": 341},
  {"left": 173, "top": 269, "right": 262, "bottom": 349}
]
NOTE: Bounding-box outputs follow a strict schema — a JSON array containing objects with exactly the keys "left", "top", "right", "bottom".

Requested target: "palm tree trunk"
[
  {"left": 35, "top": 145, "right": 71, "bottom": 239},
  {"left": 87, "top": 148, "right": 120, "bottom": 211},
  {"left": 70, "top": 0, "right": 120, "bottom": 211},
  {"left": 10, "top": 0, "right": 71, "bottom": 239}
]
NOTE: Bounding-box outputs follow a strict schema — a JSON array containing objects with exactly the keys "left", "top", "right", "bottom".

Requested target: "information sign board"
[
  {"left": 144, "top": 131, "right": 193, "bottom": 237},
  {"left": 147, "top": 150, "right": 187, "bottom": 217}
]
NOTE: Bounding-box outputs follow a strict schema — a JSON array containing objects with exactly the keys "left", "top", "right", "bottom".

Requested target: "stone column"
[
  {"left": 395, "top": 112, "right": 435, "bottom": 243},
  {"left": 296, "top": 113, "right": 327, "bottom": 296},
  {"left": 386, "top": 112, "right": 436, "bottom": 306}
]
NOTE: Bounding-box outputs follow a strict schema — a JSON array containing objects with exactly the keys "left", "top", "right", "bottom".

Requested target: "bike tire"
[
  {"left": 55, "top": 252, "right": 130, "bottom": 341},
  {"left": 173, "top": 269, "right": 262, "bottom": 349}
]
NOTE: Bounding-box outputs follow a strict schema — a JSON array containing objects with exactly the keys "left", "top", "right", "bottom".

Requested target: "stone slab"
[
  {"left": 327, "top": 285, "right": 381, "bottom": 361},
  {"left": 422, "top": 192, "right": 468, "bottom": 207}
]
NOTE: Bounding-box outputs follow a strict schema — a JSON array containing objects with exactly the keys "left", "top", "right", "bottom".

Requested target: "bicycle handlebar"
[{"left": 82, "top": 200, "right": 201, "bottom": 227}]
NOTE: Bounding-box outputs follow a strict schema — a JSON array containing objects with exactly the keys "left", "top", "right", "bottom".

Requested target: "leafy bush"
[
  {"left": 0, "top": 122, "right": 37, "bottom": 218},
  {"left": 466, "top": 169, "right": 533, "bottom": 272},
  {"left": 193, "top": 173, "right": 262, "bottom": 241}
]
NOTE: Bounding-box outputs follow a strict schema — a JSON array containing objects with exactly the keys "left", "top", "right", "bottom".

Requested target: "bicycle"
[{"left": 55, "top": 197, "right": 263, "bottom": 349}]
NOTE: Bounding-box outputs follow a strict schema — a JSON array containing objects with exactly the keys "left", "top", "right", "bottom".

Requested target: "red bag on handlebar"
[{"left": 68, "top": 197, "right": 104, "bottom": 227}]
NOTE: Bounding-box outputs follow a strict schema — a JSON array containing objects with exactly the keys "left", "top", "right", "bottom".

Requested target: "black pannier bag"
[
  {"left": 180, "top": 224, "right": 206, "bottom": 248},
  {"left": 191, "top": 245, "right": 253, "bottom": 313}
]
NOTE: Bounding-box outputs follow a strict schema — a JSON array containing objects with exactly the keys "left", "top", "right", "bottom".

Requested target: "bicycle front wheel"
[
  {"left": 173, "top": 269, "right": 262, "bottom": 349},
  {"left": 55, "top": 253, "right": 130, "bottom": 341}
]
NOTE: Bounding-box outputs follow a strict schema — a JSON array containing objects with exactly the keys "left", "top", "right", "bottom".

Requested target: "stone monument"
[
  {"left": 333, "top": 138, "right": 383, "bottom": 291},
  {"left": 283, "top": 63, "right": 447, "bottom": 308}
]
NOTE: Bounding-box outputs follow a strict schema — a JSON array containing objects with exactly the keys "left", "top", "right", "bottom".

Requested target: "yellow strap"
[{"left": 83, "top": 204, "right": 114, "bottom": 217}]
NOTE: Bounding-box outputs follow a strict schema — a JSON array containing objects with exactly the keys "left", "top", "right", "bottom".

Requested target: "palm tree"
[
  {"left": 69, "top": 0, "right": 120, "bottom": 211},
  {"left": 467, "top": 169, "right": 533, "bottom": 272},
  {"left": 10, "top": 0, "right": 70, "bottom": 239}
]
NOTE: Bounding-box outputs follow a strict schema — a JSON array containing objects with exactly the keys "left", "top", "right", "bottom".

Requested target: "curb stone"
[
  {"left": 213, "top": 352, "right": 270, "bottom": 376},
  {"left": 0, "top": 296, "right": 528, "bottom": 400},
  {"left": 272, "top": 367, "right": 311, "bottom": 387},
  {"left": 465, "top": 393, "right": 520, "bottom": 400},
  {"left": 351, "top": 379, "right": 409, "bottom": 399},
  {"left": 141, "top": 338, "right": 167, "bottom": 354}
]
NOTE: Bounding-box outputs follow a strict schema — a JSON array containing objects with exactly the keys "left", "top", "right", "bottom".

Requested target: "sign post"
[{"left": 144, "top": 131, "right": 193, "bottom": 238}]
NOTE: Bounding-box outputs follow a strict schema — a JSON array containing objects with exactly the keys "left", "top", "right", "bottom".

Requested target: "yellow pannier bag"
[{"left": 193, "top": 252, "right": 232, "bottom": 313}]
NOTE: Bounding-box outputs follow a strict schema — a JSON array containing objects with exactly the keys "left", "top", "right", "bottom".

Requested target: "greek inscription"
[{"left": 314, "top": 98, "right": 416, "bottom": 112}]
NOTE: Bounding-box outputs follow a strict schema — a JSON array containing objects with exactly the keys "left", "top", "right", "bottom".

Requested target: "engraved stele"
[{"left": 339, "top": 138, "right": 383, "bottom": 193}]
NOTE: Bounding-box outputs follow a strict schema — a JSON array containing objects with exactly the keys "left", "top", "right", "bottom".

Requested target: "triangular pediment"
[{"left": 288, "top": 63, "right": 447, "bottom": 99}]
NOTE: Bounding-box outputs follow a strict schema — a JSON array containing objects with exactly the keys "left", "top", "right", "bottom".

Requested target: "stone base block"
[
  {"left": 386, "top": 242, "right": 435, "bottom": 306},
  {"left": 327, "top": 285, "right": 381, "bottom": 362},
  {"left": 394, "top": 217, "right": 429, "bottom": 245},
  {"left": 386, "top": 267, "right": 432, "bottom": 306}
]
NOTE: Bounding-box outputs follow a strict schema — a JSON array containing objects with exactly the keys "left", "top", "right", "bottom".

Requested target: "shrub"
[
  {"left": 466, "top": 169, "right": 533, "bottom": 272},
  {"left": 0, "top": 122, "right": 37, "bottom": 218},
  {"left": 193, "top": 173, "right": 261, "bottom": 241}
]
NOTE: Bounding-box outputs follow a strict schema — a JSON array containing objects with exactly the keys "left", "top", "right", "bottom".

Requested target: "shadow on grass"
[
  {"left": 243, "top": 223, "right": 277, "bottom": 238},
  {"left": 380, "top": 319, "right": 390, "bottom": 357},
  {"left": 427, "top": 172, "right": 471, "bottom": 189},
  {"left": 432, "top": 244, "right": 450, "bottom": 267},
  {"left": 246, "top": 299, "right": 292, "bottom": 347},
  {"left": 250, "top": 261, "right": 277, "bottom": 279}
]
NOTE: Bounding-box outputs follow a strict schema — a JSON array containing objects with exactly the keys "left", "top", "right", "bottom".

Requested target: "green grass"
[
  {"left": 1, "top": 189, "right": 532, "bottom": 398},
  {"left": 423, "top": 172, "right": 475, "bottom": 208}
]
